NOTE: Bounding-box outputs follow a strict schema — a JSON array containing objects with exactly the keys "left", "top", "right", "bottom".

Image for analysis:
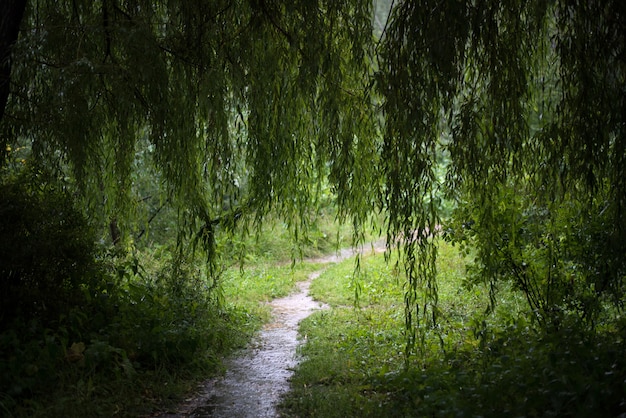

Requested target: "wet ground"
[{"left": 157, "top": 243, "right": 384, "bottom": 418}]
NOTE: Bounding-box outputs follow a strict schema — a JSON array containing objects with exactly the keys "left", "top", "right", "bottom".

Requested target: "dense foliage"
[
  {"left": 282, "top": 248, "right": 626, "bottom": 417},
  {"left": 2, "top": 0, "right": 377, "bottom": 245},
  {"left": 2, "top": 0, "right": 623, "bottom": 320},
  {"left": 0, "top": 0, "right": 625, "bottom": 414},
  {"left": 378, "top": 0, "right": 625, "bottom": 338},
  {"left": 0, "top": 171, "right": 244, "bottom": 415},
  {"left": 0, "top": 171, "right": 100, "bottom": 327}
]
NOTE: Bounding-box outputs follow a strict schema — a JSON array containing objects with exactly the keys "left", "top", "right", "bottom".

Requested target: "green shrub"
[{"left": 0, "top": 173, "right": 101, "bottom": 329}]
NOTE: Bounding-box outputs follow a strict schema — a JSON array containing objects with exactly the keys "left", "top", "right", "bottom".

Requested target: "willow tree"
[
  {"left": 1, "top": 0, "right": 625, "bottom": 348},
  {"left": 1, "top": 0, "right": 379, "bottom": 255},
  {"left": 378, "top": 0, "right": 626, "bottom": 336}
]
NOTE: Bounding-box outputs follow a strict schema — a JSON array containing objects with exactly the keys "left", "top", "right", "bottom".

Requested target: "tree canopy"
[{"left": 1, "top": 0, "right": 625, "bottom": 339}]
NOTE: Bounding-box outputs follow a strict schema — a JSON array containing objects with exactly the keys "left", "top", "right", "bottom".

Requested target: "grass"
[
  {"left": 3, "top": 261, "right": 328, "bottom": 418},
  {"left": 8, "top": 206, "right": 623, "bottom": 417},
  {"left": 280, "top": 240, "right": 626, "bottom": 417},
  {"left": 220, "top": 261, "right": 326, "bottom": 335},
  {"left": 0, "top": 209, "right": 364, "bottom": 418}
]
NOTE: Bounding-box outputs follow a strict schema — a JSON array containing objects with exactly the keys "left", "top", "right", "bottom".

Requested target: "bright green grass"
[
  {"left": 220, "top": 261, "right": 325, "bottom": 326},
  {"left": 226, "top": 210, "right": 369, "bottom": 264},
  {"left": 280, "top": 240, "right": 626, "bottom": 417}
]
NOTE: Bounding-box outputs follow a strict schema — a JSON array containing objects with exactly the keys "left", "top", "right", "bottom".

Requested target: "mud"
[{"left": 157, "top": 241, "right": 385, "bottom": 418}]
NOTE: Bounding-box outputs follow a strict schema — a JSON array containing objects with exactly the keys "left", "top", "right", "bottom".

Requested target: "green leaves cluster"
[
  {"left": 2, "top": 0, "right": 625, "bottom": 355},
  {"left": 377, "top": 0, "right": 626, "bottom": 339},
  {"left": 0, "top": 170, "right": 100, "bottom": 326},
  {"left": 3, "top": 0, "right": 378, "bottom": 246}
]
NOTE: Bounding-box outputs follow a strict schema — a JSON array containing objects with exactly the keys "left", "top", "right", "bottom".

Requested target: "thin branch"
[
  {"left": 258, "top": 0, "right": 294, "bottom": 46},
  {"left": 136, "top": 197, "right": 170, "bottom": 241},
  {"left": 374, "top": 0, "right": 395, "bottom": 54}
]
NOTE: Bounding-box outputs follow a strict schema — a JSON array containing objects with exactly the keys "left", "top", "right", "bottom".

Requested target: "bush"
[{"left": 0, "top": 173, "right": 101, "bottom": 329}]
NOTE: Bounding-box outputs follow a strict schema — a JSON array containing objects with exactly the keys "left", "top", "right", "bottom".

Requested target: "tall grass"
[{"left": 281, "top": 240, "right": 626, "bottom": 417}]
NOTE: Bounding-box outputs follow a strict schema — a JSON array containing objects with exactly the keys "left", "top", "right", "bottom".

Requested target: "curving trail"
[{"left": 158, "top": 242, "right": 385, "bottom": 418}]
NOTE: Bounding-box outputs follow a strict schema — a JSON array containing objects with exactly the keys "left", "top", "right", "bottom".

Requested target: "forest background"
[{"left": 0, "top": 0, "right": 624, "bottom": 416}]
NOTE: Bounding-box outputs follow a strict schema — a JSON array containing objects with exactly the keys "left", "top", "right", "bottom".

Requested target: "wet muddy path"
[{"left": 158, "top": 244, "right": 383, "bottom": 418}]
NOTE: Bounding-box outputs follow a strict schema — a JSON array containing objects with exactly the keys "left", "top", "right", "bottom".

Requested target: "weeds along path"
[{"left": 158, "top": 241, "right": 385, "bottom": 418}]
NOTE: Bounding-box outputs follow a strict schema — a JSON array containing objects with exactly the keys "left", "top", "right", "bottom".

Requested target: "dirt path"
[{"left": 158, "top": 241, "right": 385, "bottom": 418}]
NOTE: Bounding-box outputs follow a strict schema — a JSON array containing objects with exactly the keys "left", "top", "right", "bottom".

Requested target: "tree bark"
[{"left": 0, "top": 0, "right": 27, "bottom": 127}]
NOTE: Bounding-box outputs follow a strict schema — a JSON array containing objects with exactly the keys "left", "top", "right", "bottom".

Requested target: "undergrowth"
[
  {"left": 0, "top": 177, "right": 356, "bottom": 418},
  {"left": 280, "top": 241, "right": 626, "bottom": 417}
]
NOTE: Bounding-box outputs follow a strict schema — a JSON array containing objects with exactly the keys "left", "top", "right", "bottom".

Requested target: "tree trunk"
[{"left": 0, "top": 0, "right": 27, "bottom": 127}]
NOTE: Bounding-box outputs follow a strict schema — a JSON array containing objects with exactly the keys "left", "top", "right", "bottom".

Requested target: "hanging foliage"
[{"left": 1, "top": 0, "right": 624, "bottom": 355}]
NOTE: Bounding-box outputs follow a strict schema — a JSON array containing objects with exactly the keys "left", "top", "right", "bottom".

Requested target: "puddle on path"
[{"left": 157, "top": 242, "right": 385, "bottom": 418}]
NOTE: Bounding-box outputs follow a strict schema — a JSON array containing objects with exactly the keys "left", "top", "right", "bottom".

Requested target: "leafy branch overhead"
[{"left": 1, "top": 0, "right": 625, "bottom": 340}]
